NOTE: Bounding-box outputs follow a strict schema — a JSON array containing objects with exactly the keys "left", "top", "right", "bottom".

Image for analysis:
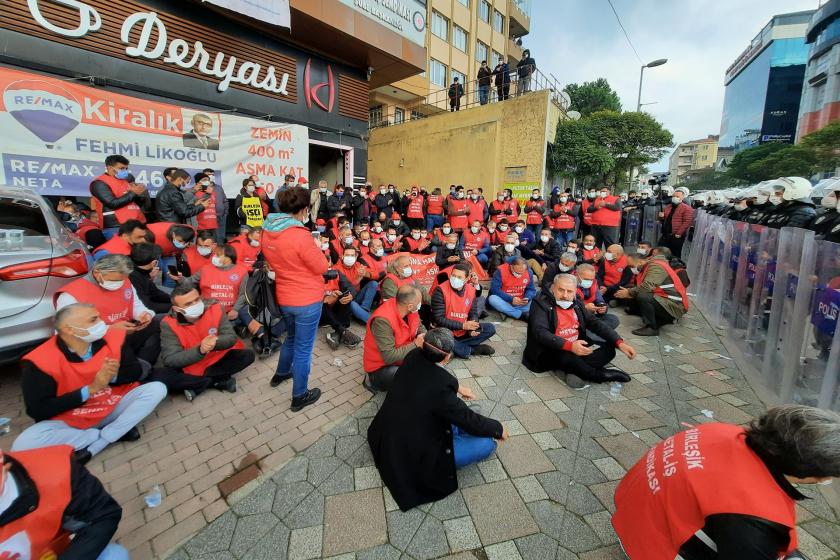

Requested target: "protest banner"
[{"left": 385, "top": 252, "right": 488, "bottom": 287}]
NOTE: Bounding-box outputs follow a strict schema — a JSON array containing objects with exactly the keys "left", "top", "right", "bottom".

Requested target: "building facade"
[
  {"left": 719, "top": 11, "right": 813, "bottom": 153},
  {"left": 369, "top": 0, "right": 531, "bottom": 127},
  {"left": 796, "top": 0, "right": 840, "bottom": 140},
  {"left": 668, "top": 135, "right": 720, "bottom": 184}
]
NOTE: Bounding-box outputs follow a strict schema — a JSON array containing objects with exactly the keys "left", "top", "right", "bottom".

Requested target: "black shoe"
[
  {"left": 631, "top": 326, "right": 660, "bottom": 336},
  {"left": 600, "top": 368, "right": 631, "bottom": 383},
  {"left": 118, "top": 427, "right": 141, "bottom": 443},
  {"left": 520, "top": 311, "right": 530, "bottom": 323},
  {"left": 362, "top": 375, "right": 379, "bottom": 394},
  {"left": 479, "top": 310, "right": 489, "bottom": 319},
  {"left": 215, "top": 378, "right": 237, "bottom": 393},
  {"left": 472, "top": 344, "right": 496, "bottom": 356},
  {"left": 234, "top": 324, "right": 249, "bottom": 338},
  {"left": 73, "top": 448, "right": 92, "bottom": 466},
  {"left": 291, "top": 388, "right": 322, "bottom": 412},
  {"left": 270, "top": 374, "right": 292, "bottom": 388}
]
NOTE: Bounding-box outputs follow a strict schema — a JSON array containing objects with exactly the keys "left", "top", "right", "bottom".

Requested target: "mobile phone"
[
  {"left": 311, "top": 231, "right": 321, "bottom": 240},
  {"left": 168, "top": 265, "right": 179, "bottom": 276},
  {"left": 129, "top": 319, "right": 141, "bottom": 325}
]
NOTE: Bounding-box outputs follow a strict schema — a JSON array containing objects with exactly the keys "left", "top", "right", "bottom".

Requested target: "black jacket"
[
  {"left": 522, "top": 292, "right": 620, "bottom": 373},
  {"left": 326, "top": 193, "right": 351, "bottom": 218},
  {"left": 517, "top": 57, "right": 536, "bottom": 77},
  {"left": 493, "top": 63, "right": 510, "bottom": 85},
  {"left": 448, "top": 83, "right": 464, "bottom": 100},
  {"left": 0, "top": 453, "right": 123, "bottom": 560},
  {"left": 435, "top": 245, "right": 465, "bottom": 269},
  {"left": 156, "top": 182, "right": 204, "bottom": 224},
  {"left": 477, "top": 66, "right": 492, "bottom": 87},
  {"left": 89, "top": 179, "right": 149, "bottom": 229},
  {"left": 761, "top": 199, "right": 817, "bottom": 230},
  {"left": 367, "top": 349, "right": 503, "bottom": 511},
  {"left": 374, "top": 193, "right": 396, "bottom": 217},
  {"left": 532, "top": 238, "right": 561, "bottom": 262},
  {"left": 541, "top": 262, "right": 575, "bottom": 293},
  {"left": 129, "top": 267, "right": 172, "bottom": 314}
]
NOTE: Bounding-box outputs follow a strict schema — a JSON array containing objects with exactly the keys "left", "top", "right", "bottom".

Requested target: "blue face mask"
[
  {"left": 580, "top": 279, "right": 593, "bottom": 289},
  {"left": 173, "top": 239, "right": 188, "bottom": 249},
  {"left": 115, "top": 169, "right": 130, "bottom": 180}
]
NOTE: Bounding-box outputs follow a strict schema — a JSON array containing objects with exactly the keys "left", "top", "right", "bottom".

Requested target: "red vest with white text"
[
  {"left": 602, "top": 255, "right": 628, "bottom": 286},
  {"left": 198, "top": 263, "right": 248, "bottom": 312},
  {"left": 363, "top": 298, "right": 420, "bottom": 373},
  {"left": 581, "top": 199, "right": 594, "bottom": 226},
  {"left": 448, "top": 198, "right": 469, "bottom": 230},
  {"left": 228, "top": 235, "right": 261, "bottom": 271},
  {"left": 407, "top": 195, "right": 425, "bottom": 219},
  {"left": 526, "top": 198, "right": 545, "bottom": 225},
  {"left": 162, "top": 302, "right": 244, "bottom": 376},
  {"left": 466, "top": 199, "right": 486, "bottom": 223},
  {"left": 613, "top": 423, "right": 797, "bottom": 560},
  {"left": 436, "top": 282, "right": 476, "bottom": 337},
  {"left": 90, "top": 173, "right": 145, "bottom": 227},
  {"left": 551, "top": 203, "right": 576, "bottom": 230},
  {"left": 498, "top": 263, "right": 530, "bottom": 299},
  {"left": 57, "top": 278, "right": 133, "bottom": 325},
  {"left": 427, "top": 194, "right": 444, "bottom": 215},
  {"left": 591, "top": 195, "right": 621, "bottom": 227},
  {"left": 195, "top": 194, "right": 218, "bottom": 230},
  {"left": 462, "top": 229, "right": 489, "bottom": 253},
  {"left": 554, "top": 307, "right": 580, "bottom": 342}
]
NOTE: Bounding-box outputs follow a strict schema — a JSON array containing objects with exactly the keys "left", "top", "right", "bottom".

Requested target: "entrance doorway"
[{"left": 309, "top": 142, "right": 351, "bottom": 187}]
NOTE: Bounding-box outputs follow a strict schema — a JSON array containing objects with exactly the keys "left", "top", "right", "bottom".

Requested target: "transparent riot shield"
[
  {"left": 740, "top": 227, "right": 780, "bottom": 362},
  {"left": 761, "top": 227, "right": 818, "bottom": 399},
  {"left": 730, "top": 223, "right": 764, "bottom": 336},
  {"left": 623, "top": 208, "right": 642, "bottom": 247},
  {"left": 686, "top": 210, "right": 710, "bottom": 289},
  {"left": 697, "top": 216, "right": 725, "bottom": 317},
  {"left": 711, "top": 219, "right": 738, "bottom": 328},
  {"left": 641, "top": 205, "right": 661, "bottom": 246}
]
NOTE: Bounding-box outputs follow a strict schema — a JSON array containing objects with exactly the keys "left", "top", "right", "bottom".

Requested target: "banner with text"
[{"left": 0, "top": 67, "right": 308, "bottom": 198}]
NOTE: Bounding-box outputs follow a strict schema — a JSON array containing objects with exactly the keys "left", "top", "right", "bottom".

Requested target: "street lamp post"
[{"left": 636, "top": 58, "right": 668, "bottom": 112}]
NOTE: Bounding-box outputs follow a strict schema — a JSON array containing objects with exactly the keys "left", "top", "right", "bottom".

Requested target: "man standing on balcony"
[
  {"left": 448, "top": 76, "right": 464, "bottom": 112},
  {"left": 517, "top": 49, "right": 536, "bottom": 95},
  {"left": 477, "top": 61, "right": 492, "bottom": 105},
  {"left": 494, "top": 60, "right": 511, "bottom": 101}
]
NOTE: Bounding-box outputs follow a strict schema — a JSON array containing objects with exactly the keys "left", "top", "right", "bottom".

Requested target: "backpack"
[
  {"left": 669, "top": 257, "right": 691, "bottom": 288},
  {"left": 245, "top": 262, "right": 284, "bottom": 358}
]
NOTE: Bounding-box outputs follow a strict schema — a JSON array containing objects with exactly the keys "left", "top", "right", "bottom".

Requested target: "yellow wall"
[{"left": 368, "top": 90, "right": 555, "bottom": 198}]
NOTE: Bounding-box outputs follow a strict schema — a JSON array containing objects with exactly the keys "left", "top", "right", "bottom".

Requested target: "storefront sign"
[
  {"left": 339, "top": 0, "right": 426, "bottom": 47},
  {"left": 201, "top": 0, "right": 291, "bottom": 28},
  {"left": 0, "top": 67, "right": 308, "bottom": 197}
]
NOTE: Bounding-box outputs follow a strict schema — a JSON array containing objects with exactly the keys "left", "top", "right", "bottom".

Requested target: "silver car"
[{"left": 0, "top": 186, "right": 92, "bottom": 363}]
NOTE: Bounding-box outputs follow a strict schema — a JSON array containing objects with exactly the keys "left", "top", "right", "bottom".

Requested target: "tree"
[
  {"left": 726, "top": 142, "right": 819, "bottom": 183},
  {"left": 678, "top": 168, "right": 739, "bottom": 191},
  {"left": 800, "top": 120, "right": 840, "bottom": 172},
  {"left": 548, "top": 118, "right": 614, "bottom": 189},
  {"left": 564, "top": 78, "right": 622, "bottom": 117}
]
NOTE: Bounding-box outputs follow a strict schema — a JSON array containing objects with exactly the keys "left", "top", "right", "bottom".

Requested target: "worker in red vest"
[
  {"left": 89, "top": 154, "right": 148, "bottom": 239},
  {"left": 146, "top": 222, "right": 196, "bottom": 287},
  {"left": 400, "top": 226, "right": 433, "bottom": 254},
  {"left": 55, "top": 254, "right": 161, "bottom": 366},
  {"left": 465, "top": 188, "right": 488, "bottom": 224},
  {"left": 489, "top": 191, "right": 513, "bottom": 224},
  {"left": 587, "top": 186, "right": 622, "bottom": 248},
  {"left": 613, "top": 405, "right": 839, "bottom": 560},
  {"left": 504, "top": 188, "right": 521, "bottom": 218},
  {"left": 581, "top": 234, "right": 603, "bottom": 264},
  {"left": 431, "top": 262, "right": 495, "bottom": 359},
  {"left": 380, "top": 254, "right": 429, "bottom": 304},
  {"left": 575, "top": 263, "right": 619, "bottom": 331},
  {"left": 92, "top": 219, "right": 149, "bottom": 261},
  {"left": 159, "top": 284, "right": 255, "bottom": 401},
  {"left": 579, "top": 188, "right": 597, "bottom": 238},
  {"left": 333, "top": 246, "right": 379, "bottom": 322},
  {"left": 14, "top": 303, "right": 166, "bottom": 461},
  {"left": 227, "top": 225, "right": 262, "bottom": 272},
  {"left": 382, "top": 227, "right": 402, "bottom": 254},
  {"left": 487, "top": 258, "right": 535, "bottom": 321},
  {"left": 182, "top": 229, "right": 217, "bottom": 276},
  {"left": 597, "top": 244, "right": 633, "bottom": 303},
  {"left": 548, "top": 193, "right": 577, "bottom": 248},
  {"left": 72, "top": 207, "right": 106, "bottom": 249},
  {"left": 445, "top": 186, "right": 470, "bottom": 233},
  {"left": 364, "top": 238, "right": 388, "bottom": 281},
  {"left": 462, "top": 220, "right": 492, "bottom": 266},
  {"left": 0, "top": 444, "right": 129, "bottom": 559},
  {"left": 194, "top": 172, "right": 219, "bottom": 233},
  {"left": 523, "top": 188, "right": 546, "bottom": 238},
  {"left": 614, "top": 246, "right": 688, "bottom": 336},
  {"left": 321, "top": 269, "right": 362, "bottom": 350},
  {"left": 425, "top": 187, "right": 446, "bottom": 231},
  {"left": 404, "top": 187, "right": 426, "bottom": 230},
  {"left": 363, "top": 285, "right": 425, "bottom": 392}
]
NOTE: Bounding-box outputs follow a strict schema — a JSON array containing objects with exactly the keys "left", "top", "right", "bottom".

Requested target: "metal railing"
[{"left": 369, "top": 66, "right": 568, "bottom": 130}]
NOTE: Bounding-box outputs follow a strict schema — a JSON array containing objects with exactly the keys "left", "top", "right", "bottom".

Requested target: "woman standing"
[
  {"left": 262, "top": 187, "right": 326, "bottom": 412},
  {"left": 235, "top": 178, "right": 265, "bottom": 229}
]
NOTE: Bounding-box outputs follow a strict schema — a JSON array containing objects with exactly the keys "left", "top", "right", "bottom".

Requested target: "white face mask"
[
  {"left": 373, "top": 248, "right": 385, "bottom": 257},
  {"left": 99, "top": 279, "right": 124, "bottom": 291},
  {"left": 197, "top": 245, "right": 213, "bottom": 256},
  {"left": 361, "top": 239, "right": 370, "bottom": 246},
  {"left": 446, "top": 243, "right": 456, "bottom": 250},
  {"left": 471, "top": 194, "right": 478, "bottom": 200},
  {"left": 249, "top": 239, "right": 260, "bottom": 248},
  {"left": 343, "top": 256, "right": 357, "bottom": 267},
  {"left": 211, "top": 256, "right": 225, "bottom": 267},
  {"left": 769, "top": 195, "right": 783, "bottom": 206},
  {"left": 470, "top": 226, "right": 480, "bottom": 234},
  {"left": 387, "top": 234, "right": 397, "bottom": 242},
  {"left": 515, "top": 226, "right": 524, "bottom": 234},
  {"left": 532, "top": 194, "right": 539, "bottom": 199},
  {"left": 72, "top": 320, "right": 108, "bottom": 343},
  {"left": 559, "top": 197, "right": 568, "bottom": 203},
  {"left": 201, "top": 180, "right": 210, "bottom": 186},
  {"left": 556, "top": 299, "right": 573, "bottom": 309},
  {"left": 268, "top": 270, "right": 276, "bottom": 281},
  {"left": 540, "top": 236, "right": 550, "bottom": 243},
  {"left": 180, "top": 299, "right": 205, "bottom": 319},
  {"left": 630, "top": 266, "right": 640, "bottom": 275},
  {"left": 450, "top": 276, "right": 466, "bottom": 290},
  {"left": 584, "top": 244, "right": 595, "bottom": 251},
  {"left": 320, "top": 242, "right": 329, "bottom": 251},
  {"left": 600, "top": 192, "right": 608, "bottom": 198},
  {"left": 604, "top": 252, "right": 614, "bottom": 261},
  {"left": 373, "top": 226, "right": 382, "bottom": 233},
  {"left": 637, "top": 248, "right": 649, "bottom": 256},
  {"left": 504, "top": 243, "right": 515, "bottom": 253},
  {"left": 246, "top": 185, "right": 255, "bottom": 194},
  {"left": 558, "top": 264, "right": 572, "bottom": 272},
  {"left": 498, "top": 225, "right": 508, "bottom": 232},
  {"left": 402, "top": 266, "right": 413, "bottom": 277},
  {"left": 393, "top": 220, "right": 401, "bottom": 226},
  {"left": 755, "top": 194, "right": 769, "bottom": 205},
  {"left": 442, "top": 227, "right": 451, "bottom": 234},
  {"left": 344, "top": 236, "right": 354, "bottom": 246},
  {"left": 412, "top": 232, "right": 421, "bottom": 240}
]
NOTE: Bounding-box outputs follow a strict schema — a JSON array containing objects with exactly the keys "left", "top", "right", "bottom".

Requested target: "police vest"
[
  {"left": 639, "top": 259, "right": 689, "bottom": 311},
  {"left": 437, "top": 282, "right": 476, "bottom": 337},
  {"left": 498, "top": 263, "right": 530, "bottom": 298},
  {"left": 23, "top": 330, "right": 137, "bottom": 428},
  {"left": 162, "top": 302, "right": 245, "bottom": 376},
  {"left": 240, "top": 195, "right": 264, "bottom": 228},
  {"left": 554, "top": 307, "right": 580, "bottom": 342},
  {"left": 90, "top": 173, "right": 145, "bottom": 227},
  {"left": 613, "top": 423, "right": 798, "bottom": 560},
  {"left": 198, "top": 263, "right": 248, "bottom": 312},
  {"left": 0, "top": 446, "right": 73, "bottom": 559},
  {"left": 363, "top": 298, "right": 420, "bottom": 373},
  {"left": 57, "top": 278, "right": 133, "bottom": 325}
]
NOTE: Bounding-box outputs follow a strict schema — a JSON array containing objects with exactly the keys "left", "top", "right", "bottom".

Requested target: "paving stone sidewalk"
[{"left": 172, "top": 308, "right": 840, "bottom": 560}]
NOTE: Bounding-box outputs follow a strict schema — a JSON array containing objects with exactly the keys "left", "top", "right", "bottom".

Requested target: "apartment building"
[{"left": 668, "top": 135, "right": 720, "bottom": 184}]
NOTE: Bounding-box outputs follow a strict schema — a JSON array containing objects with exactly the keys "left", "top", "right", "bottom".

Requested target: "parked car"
[{"left": 0, "top": 186, "right": 91, "bottom": 363}]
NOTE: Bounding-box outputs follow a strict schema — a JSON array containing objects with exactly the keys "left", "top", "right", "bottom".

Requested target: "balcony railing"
[{"left": 369, "top": 66, "right": 568, "bottom": 130}]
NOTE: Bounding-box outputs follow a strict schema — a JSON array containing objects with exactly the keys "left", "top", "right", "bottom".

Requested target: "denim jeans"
[
  {"left": 478, "top": 85, "right": 490, "bottom": 105},
  {"left": 452, "top": 425, "right": 496, "bottom": 468},
  {"left": 350, "top": 281, "right": 379, "bottom": 322},
  {"left": 552, "top": 229, "right": 574, "bottom": 249},
  {"left": 276, "top": 301, "right": 323, "bottom": 397},
  {"left": 527, "top": 224, "right": 542, "bottom": 239},
  {"left": 98, "top": 544, "right": 130, "bottom": 560},
  {"left": 453, "top": 322, "right": 496, "bottom": 358},
  {"left": 102, "top": 227, "right": 118, "bottom": 240},
  {"left": 426, "top": 214, "right": 445, "bottom": 232},
  {"left": 487, "top": 295, "right": 531, "bottom": 319}
]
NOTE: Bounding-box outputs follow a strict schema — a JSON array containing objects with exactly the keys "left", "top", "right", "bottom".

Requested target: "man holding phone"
[
  {"left": 575, "top": 263, "right": 620, "bottom": 332},
  {"left": 488, "top": 257, "right": 535, "bottom": 322}
]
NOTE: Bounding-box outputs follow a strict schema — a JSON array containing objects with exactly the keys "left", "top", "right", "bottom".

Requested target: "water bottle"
[
  {"left": 0, "top": 418, "right": 9, "bottom": 434},
  {"left": 610, "top": 382, "right": 623, "bottom": 398},
  {"left": 144, "top": 485, "right": 162, "bottom": 508}
]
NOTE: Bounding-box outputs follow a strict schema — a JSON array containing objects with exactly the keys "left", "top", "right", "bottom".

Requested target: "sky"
[{"left": 528, "top": 0, "right": 820, "bottom": 171}]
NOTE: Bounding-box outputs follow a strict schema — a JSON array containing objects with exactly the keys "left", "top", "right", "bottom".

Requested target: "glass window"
[
  {"left": 431, "top": 11, "right": 449, "bottom": 40},
  {"left": 493, "top": 10, "right": 504, "bottom": 33},
  {"left": 476, "top": 40, "right": 488, "bottom": 63},
  {"left": 479, "top": 0, "right": 490, "bottom": 23},
  {"left": 430, "top": 59, "right": 447, "bottom": 87},
  {"left": 457, "top": 0, "right": 469, "bottom": 6},
  {"left": 452, "top": 70, "right": 466, "bottom": 86},
  {"left": 492, "top": 50, "right": 504, "bottom": 67},
  {"left": 369, "top": 105, "right": 383, "bottom": 125},
  {"left": 453, "top": 26, "right": 468, "bottom": 52},
  {"left": 394, "top": 108, "right": 405, "bottom": 124}
]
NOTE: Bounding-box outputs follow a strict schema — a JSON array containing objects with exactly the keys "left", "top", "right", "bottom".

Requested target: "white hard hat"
[
  {"left": 674, "top": 186, "right": 690, "bottom": 196},
  {"left": 766, "top": 177, "right": 813, "bottom": 201}
]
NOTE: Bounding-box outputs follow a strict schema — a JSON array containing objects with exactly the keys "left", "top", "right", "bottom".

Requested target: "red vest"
[
  {"left": 466, "top": 199, "right": 486, "bottom": 223},
  {"left": 554, "top": 307, "right": 580, "bottom": 342},
  {"left": 406, "top": 195, "right": 425, "bottom": 219},
  {"left": 613, "top": 423, "right": 798, "bottom": 560},
  {"left": 437, "top": 282, "right": 476, "bottom": 337},
  {"left": 380, "top": 272, "right": 415, "bottom": 300},
  {"left": 363, "top": 298, "right": 420, "bottom": 373},
  {"left": 507, "top": 199, "right": 521, "bottom": 219},
  {"left": 602, "top": 255, "right": 628, "bottom": 286},
  {"left": 228, "top": 235, "right": 261, "bottom": 271},
  {"left": 447, "top": 198, "right": 469, "bottom": 229},
  {"left": 576, "top": 280, "right": 599, "bottom": 304},
  {"left": 93, "top": 235, "right": 132, "bottom": 257},
  {"left": 427, "top": 194, "right": 444, "bottom": 215},
  {"left": 526, "top": 198, "right": 545, "bottom": 225},
  {"left": 58, "top": 278, "right": 133, "bottom": 325},
  {"left": 366, "top": 255, "right": 387, "bottom": 280},
  {"left": 490, "top": 200, "right": 508, "bottom": 223},
  {"left": 182, "top": 245, "right": 212, "bottom": 275},
  {"left": 462, "top": 229, "right": 489, "bottom": 253},
  {"left": 581, "top": 199, "right": 594, "bottom": 225},
  {"left": 382, "top": 236, "right": 401, "bottom": 252},
  {"left": 90, "top": 173, "right": 145, "bottom": 227},
  {"left": 591, "top": 195, "right": 621, "bottom": 227},
  {"left": 551, "top": 203, "right": 576, "bottom": 230},
  {"left": 23, "top": 330, "right": 138, "bottom": 428},
  {"left": 334, "top": 260, "right": 364, "bottom": 289},
  {"left": 147, "top": 222, "right": 192, "bottom": 257},
  {"left": 162, "top": 302, "right": 244, "bottom": 376},
  {"left": 198, "top": 263, "right": 248, "bottom": 312},
  {"left": 0, "top": 446, "right": 73, "bottom": 558},
  {"left": 195, "top": 194, "right": 218, "bottom": 230},
  {"left": 639, "top": 259, "right": 689, "bottom": 311},
  {"left": 498, "top": 263, "right": 530, "bottom": 298},
  {"left": 582, "top": 247, "right": 602, "bottom": 263},
  {"left": 75, "top": 217, "right": 101, "bottom": 241},
  {"left": 403, "top": 236, "right": 426, "bottom": 252},
  {"left": 255, "top": 187, "right": 270, "bottom": 217},
  {"left": 491, "top": 229, "right": 508, "bottom": 245}
]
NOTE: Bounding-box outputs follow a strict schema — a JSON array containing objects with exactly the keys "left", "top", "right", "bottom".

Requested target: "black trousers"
[
  {"left": 150, "top": 349, "right": 255, "bottom": 393},
  {"left": 593, "top": 225, "right": 620, "bottom": 249},
  {"left": 321, "top": 302, "right": 351, "bottom": 332},
  {"left": 368, "top": 366, "right": 399, "bottom": 391},
  {"left": 450, "top": 98, "right": 460, "bottom": 111},
  {"left": 660, "top": 233, "right": 686, "bottom": 259},
  {"left": 496, "top": 84, "right": 510, "bottom": 100},
  {"left": 126, "top": 317, "right": 161, "bottom": 365},
  {"left": 635, "top": 291, "right": 675, "bottom": 329},
  {"left": 540, "top": 344, "right": 617, "bottom": 382}
]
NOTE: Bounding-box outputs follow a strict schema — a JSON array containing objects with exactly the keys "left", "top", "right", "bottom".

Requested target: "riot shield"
[
  {"left": 641, "top": 205, "right": 661, "bottom": 246},
  {"left": 623, "top": 208, "right": 642, "bottom": 247},
  {"left": 686, "top": 210, "right": 710, "bottom": 290},
  {"left": 740, "top": 226, "right": 780, "bottom": 362}
]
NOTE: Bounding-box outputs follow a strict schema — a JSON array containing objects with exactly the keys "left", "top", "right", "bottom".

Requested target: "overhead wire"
[{"left": 606, "top": 0, "right": 643, "bottom": 64}]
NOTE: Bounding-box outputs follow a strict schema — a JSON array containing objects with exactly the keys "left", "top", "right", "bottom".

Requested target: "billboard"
[{"left": 0, "top": 67, "right": 308, "bottom": 198}]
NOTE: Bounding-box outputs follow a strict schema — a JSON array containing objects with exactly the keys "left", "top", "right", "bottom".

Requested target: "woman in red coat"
[{"left": 261, "top": 188, "right": 326, "bottom": 412}]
